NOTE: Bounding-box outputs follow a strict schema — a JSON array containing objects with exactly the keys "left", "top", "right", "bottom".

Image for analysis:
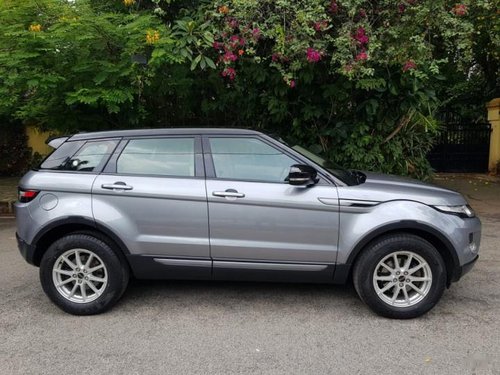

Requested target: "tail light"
[{"left": 18, "top": 188, "right": 39, "bottom": 203}]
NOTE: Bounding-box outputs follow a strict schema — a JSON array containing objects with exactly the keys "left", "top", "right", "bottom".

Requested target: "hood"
[{"left": 337, "top": 172, "right": 466, "bottom": 206}]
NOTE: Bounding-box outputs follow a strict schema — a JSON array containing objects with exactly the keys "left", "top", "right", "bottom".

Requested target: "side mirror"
[{"left": 287, "top": 164, "right": 319, "bottom": 186}]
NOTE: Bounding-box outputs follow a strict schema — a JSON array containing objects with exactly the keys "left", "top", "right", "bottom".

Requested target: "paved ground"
[{"left": 1, "top": 176, "right": 499, "bottom": 375}]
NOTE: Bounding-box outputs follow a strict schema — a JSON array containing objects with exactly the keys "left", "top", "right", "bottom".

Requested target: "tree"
[{"left": 0, "top": 0, "right": 179, "bottom": 130}]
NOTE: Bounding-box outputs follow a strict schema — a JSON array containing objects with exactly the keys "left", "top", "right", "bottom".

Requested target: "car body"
[{"left": 15, "top": 128, "right": 481, "bottom": 318}]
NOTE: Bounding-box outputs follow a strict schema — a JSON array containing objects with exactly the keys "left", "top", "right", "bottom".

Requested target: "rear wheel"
[
  {"left": 40, "top": 234, "right": 129, "bottom": 315},
  {"left": 353, "top": 234, "right": 446, "bottom": 319}
]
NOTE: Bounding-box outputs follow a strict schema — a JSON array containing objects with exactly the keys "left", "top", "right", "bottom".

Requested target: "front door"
[{"left": 204, "top": 136, "right": 339, "bottom": 282}]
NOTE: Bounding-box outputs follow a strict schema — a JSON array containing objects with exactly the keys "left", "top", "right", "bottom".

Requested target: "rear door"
[
  {"left": 204, "top": 135, "right": 340, "bottom": 282},
  {"left": 92, "top": 135, "right": 211, "bottom": 279}
]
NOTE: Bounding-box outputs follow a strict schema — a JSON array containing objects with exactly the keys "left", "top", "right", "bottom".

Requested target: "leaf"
[
  {"left": 190, "top": 54, "right": 202, "bottom": 70},
  {"left": 93, "top": 71, "right": 108, "bottom": 85},
  {"left": 205, "top": 57, "right": 216, "bottom": 69}
]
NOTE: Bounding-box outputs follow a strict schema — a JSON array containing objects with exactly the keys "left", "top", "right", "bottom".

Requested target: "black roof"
[{"left": 68, "top": 128, "right": 262, "bottom": 141}]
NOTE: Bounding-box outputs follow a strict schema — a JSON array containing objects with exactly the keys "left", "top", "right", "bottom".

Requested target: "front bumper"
[
  {"left": 16, "top": 232, "right": 36, "bottom": 266},
  {"left": 453, "top": 254, "right": 478, "bottom": 282}
]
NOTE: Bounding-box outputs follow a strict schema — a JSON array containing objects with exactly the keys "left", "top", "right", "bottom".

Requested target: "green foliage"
[
  {"left": 435, "top": 0, "right": 499, "bottom": 121},
  {"left": 0, "top": 0, "right": 177, "bottom": 130}
]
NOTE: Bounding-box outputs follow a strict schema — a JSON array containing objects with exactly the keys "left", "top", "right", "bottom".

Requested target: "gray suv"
[{"left": 15, "top": 128, "right": 480, "bottom": 318}]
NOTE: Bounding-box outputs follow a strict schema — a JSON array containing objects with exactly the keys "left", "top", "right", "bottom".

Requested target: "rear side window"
[
  {"left": 40, "top": 140, "right": 118, "bottom": 172},
  {"left": 117, "top": 138, "right": 195, "bottom": 177}
]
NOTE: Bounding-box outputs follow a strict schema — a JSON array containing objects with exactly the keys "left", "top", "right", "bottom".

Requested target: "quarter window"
[
  {"left": 209, "top": 137, "right": 296, "bottom": 182},
  {"left": 117, "top": 138, "right": 195, "bottom": 177},
  {"left": 40, "top": 140, "right": 117, "bottom": 172}
]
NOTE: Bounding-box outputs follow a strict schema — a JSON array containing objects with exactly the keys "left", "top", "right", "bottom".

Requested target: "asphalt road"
[{"left": 1, "top": 180, "right": 499, "bottom": 374}]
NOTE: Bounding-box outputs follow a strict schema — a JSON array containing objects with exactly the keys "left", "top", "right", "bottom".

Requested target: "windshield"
[{"left": 291, "top": 145, "right": 362, "bottom": 185}]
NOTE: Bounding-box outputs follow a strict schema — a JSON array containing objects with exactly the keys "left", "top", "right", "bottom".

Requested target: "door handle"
[
  {"left": 101, "top": 182, "right": 133, "bottom": 191},
  {"left": 212, "top": 190, "right": 245, "bottom": 198}
]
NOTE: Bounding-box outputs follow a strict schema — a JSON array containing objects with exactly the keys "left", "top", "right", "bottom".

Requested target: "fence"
[{"left": 427, "top": 123, "right": 492, "bottom": 173}]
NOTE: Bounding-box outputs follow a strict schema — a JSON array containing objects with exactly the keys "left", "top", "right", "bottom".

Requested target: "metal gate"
[{"left": 427, "top": 123, "right": 491, "bottom": 173}]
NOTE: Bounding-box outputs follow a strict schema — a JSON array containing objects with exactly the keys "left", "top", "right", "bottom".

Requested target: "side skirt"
[
  {"left": 127, "top": 255, "right": 212, "bottom": 280},
  {"left": 127, "top": 255, "right": 337, "bottom": 283},
  {"left": 213, "top": 260, "right": 335, "bottom": 283}
]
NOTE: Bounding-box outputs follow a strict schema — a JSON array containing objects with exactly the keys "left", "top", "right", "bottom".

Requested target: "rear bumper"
[{"left": 16, "top": 232, "right": 36, "bottom": 266}]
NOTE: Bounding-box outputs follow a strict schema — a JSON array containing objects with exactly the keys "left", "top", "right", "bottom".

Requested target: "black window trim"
[{"left": 101, "top": 135, "right": 204, "bottom": 179}]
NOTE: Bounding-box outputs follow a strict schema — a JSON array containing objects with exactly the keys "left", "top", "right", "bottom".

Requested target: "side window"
[
  {"left": 209, "top": 137, "right": 296, "bottom": 182},
  {"left": 117, "top": 138, "right": 195, "bottom": 177},
  {"left": 40, "top": 140, "right": 117, "bottom": 172}
]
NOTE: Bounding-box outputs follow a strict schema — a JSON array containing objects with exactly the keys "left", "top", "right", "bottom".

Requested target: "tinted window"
[
  {"left": 40, "top": 140, "right": 117, "bottom": 172},
  {"left": 117, "top": 138, "right": 195, "bottom": 177},
  {"left": 210, "top": 137, "right": 296, "bottom": 182}
]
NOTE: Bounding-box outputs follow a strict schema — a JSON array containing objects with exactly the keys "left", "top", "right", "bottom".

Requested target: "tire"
[
  {"left": 353, "top": 233, "right": 446, "bottom": 319},
  {"left": 40, "top": 233, "right": 129, "bottom": 315}
]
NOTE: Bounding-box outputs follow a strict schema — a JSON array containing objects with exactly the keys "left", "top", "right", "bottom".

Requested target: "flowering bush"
[
  {"left": 202, "top": 0, "right": 477, "bottom": 88},
  {"left": 193, "top": 0, "right": 485, "bottom": 177}
]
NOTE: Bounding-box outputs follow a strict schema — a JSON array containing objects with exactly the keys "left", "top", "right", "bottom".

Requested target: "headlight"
[{"left": 433, "top": 204, "right": 475, "bottom": 218}]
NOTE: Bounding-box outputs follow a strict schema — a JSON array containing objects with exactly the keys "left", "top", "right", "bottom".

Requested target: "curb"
[{"left": 433, "top": 173, "right": 500, "bottom": 183}]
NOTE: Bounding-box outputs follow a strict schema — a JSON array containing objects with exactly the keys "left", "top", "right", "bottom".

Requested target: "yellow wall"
[
  {"left": 25, "top": 125, "right": 54, "bottom": 156},
  {"left": 487, "top": 98, "right": 500, "bottom": 174}
]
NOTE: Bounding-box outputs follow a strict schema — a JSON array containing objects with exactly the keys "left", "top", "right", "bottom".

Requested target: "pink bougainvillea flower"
[
  {"left": 227, "top": 18, "right": 239, "bottom": 29},
  {"left": 355, "top": 51, "right": 368, "bottom": 61},
  {"left": 228, "top": 35, "right": 245, "bottom": 48},
  {"left": 223, "top": 51, "right": 238, "bottom": 62},
  {"left": 271, "top": 53, "right": 280, "bottom": 62},
  {"left": 306, "top": 48, "right": 322, "bottom": 63},
  {"left": 329, "top": 0, "right": 338, "bottom": 14},
  {"left": 452, "top": 4, "right": 467, "bottom": 16},
  {"left": 313, "top": 20, "right": 328, "bottom": 32},
  {"left": 354, "top": 27, "right": 369, "bottom": 45},
  {"left": 289, "top": 79, "right": 296, "bottom": 88},
  {"left": 221, "top": 67, "right": 236, "bottom": 80},
  {"left": 402, "top": 60, "right": 417, "bottom": 72},
  {"left": 398, "top": 3, "right": 406, "bottom": 13},
  {"left": 251, "top": 28, "right": 261, "bottom": 39},
  {"left": 212, "top": 41, "right": 223, "bottom": 50}
]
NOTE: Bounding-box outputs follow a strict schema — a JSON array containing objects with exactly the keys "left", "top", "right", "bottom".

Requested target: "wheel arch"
[
  {"left": 31, "top": 216, "right": 131, "bottom": 267},
  {"left": 333, "top": 221, "right": 459, "bottom": 286}
]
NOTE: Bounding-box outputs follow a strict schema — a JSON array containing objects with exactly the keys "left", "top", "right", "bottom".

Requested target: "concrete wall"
[
  {"left": 25, "top": 125, "right": 54, "bottom": 156},
  {"left": 487, "top": 98, "right": 500, "bottom": 174}
]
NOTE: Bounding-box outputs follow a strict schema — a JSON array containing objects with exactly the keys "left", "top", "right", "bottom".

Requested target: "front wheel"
[
  {"left": 40, "top": 234, "right": 129, "bottom": 315},
  {"left": 353, "top": 234, "right": 446, "bottom": 319}
]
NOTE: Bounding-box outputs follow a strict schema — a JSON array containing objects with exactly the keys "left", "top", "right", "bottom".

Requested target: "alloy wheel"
[
  {"left": 52, "top": 249, "right": 108, "bottom": 303},
  {"left": 372, "top": 251, "right": 432, "bottom": 307}
]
